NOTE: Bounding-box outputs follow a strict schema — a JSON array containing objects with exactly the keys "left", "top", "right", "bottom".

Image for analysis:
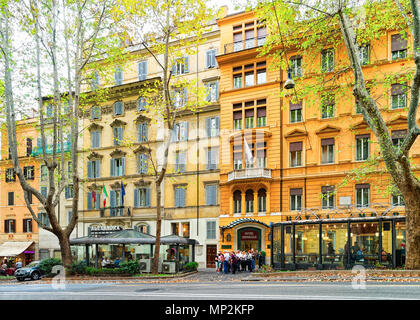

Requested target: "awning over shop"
[
  {"left": 220, "top": 218, "right": 270, "bottom": 230},
  {"left": 69, "top": 229, "right": 199, "bottom": 245},
  {"left": 160, "top": 235, "right": 199, "bottom": 245},
  {"left": 0, "top": 241, "right": 34, "bottom": 257}
]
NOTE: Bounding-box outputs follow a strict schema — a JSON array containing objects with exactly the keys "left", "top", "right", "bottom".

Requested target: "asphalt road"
[{"left": 1, "top": 280, "right": 420, "bottom": 300}]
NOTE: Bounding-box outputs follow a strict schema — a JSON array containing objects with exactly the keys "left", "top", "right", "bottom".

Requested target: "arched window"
[
  {"left": 135, "top": 223, "right": 150, "bottom": 234},
  {"left": 245, "top": 189, "right": 254, "bottom": 213},
  {"left": 258, "top": 188, "right": 266, "bottom": 213},
  {"left": 233, "top": 190, "right": 241, "bottom": 214}
]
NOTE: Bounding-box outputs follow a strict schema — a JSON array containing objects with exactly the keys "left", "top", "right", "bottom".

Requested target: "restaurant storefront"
[
  {"left": 70, "top": 228, "right": 198, "bottom": 273},
  {"left": 271, "top": 216, "right": 406, "bottom": 270},
  {"left": 0, "top": 241, "right": 35, "bottom": 267}
]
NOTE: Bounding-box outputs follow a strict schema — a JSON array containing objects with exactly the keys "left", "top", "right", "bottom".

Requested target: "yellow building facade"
[
  {"left": 217, "top": 10, "right": 419, "bottom": 267},
  {"left": 76, "top": 24, "right": 221, "bottom": 268}
]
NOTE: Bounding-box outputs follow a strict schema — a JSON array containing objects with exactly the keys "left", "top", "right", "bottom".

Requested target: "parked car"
[{"left": 14, "top": 261, "right": 42, "bottom": 281}]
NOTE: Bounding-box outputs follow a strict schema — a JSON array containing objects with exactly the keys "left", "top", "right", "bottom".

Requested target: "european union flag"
[{"left": 121, "top": 181, "right": 125, "bottom": 206}]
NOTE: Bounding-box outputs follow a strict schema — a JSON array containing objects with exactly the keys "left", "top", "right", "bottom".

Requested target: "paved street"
[{"left": 0, "top": 270, "right": 419, "bottom": 300}]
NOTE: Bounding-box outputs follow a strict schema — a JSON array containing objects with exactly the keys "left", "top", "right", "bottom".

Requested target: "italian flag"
[{"left": 102, "top": 184, "right": 108, "bottom": 207}]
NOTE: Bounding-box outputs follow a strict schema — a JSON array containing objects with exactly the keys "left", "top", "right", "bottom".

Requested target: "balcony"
[
  {"left": 223, "top": 37, "right": 266, "bottom": 55},
  {"left": 100, "top": 206, "right": 131, "bottom": 218},
  {"left": 31, "top": 141, "right": 71, "bottom": 156},
  {"left": 227, "top": 167, "right": 272, "bottom": 182}
]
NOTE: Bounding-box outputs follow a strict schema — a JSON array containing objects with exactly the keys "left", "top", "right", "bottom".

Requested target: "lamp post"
[{"left": 284, "top": 68, "right": 295, "bottom": 90}]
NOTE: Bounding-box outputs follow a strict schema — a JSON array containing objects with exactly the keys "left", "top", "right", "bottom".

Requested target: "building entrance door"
[
  {"left": 237, "top": 228, "right": 262, "bottom": 251},
  {"left": 206, "top": 245, "right": 217, "bottom": 268}
]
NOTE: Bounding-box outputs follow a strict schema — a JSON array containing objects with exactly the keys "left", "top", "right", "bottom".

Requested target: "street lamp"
[{"left": 284, "top": 68, "right": 295, "bottom": 90}]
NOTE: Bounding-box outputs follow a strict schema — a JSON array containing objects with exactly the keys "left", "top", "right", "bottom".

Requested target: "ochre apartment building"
[
  {"left": 0, "top": 118, "right": 40, "bottom": 265},
  {"left": 217, "top": 9, "right": 419, "bottom": 267}
]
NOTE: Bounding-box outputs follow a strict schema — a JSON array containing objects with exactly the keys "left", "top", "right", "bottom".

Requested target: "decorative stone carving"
[
  {"left": 110, "top": 149, "right": 127, "bottom": 158},
  {"left": 133, "top": 145, "right": 151, "bottom": 154},
  {"left": 87, "top": 152, "right": 104, "bottom": 160},
  {"left": 110, "top": 118, "right": 127, "bottom": 127},
  {"left": 133, "top": 179, "right": 152, "bottom": 187},
  {"left": 110, "top": 181, "right": 127, "bottom": 189}
]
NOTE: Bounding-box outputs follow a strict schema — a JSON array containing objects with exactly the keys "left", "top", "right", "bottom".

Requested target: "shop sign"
[
  {"left": 240, "top": 230, "right": 258, "bottom": 241},
  {"left": 90, "top": 225, "right": 122, "bottom": 237}
]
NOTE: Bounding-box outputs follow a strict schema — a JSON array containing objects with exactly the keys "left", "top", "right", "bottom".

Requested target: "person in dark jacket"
[
  {"left": 258, "top": 251, "right": 264, "bottom": 269},
  {"left": 231, "top": 252, "right": 238, "bottom": 274}
]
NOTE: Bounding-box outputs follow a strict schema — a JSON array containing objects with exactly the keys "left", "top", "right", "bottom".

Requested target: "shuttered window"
[
  {"left": 205, "top": 184, "right": 218, "bottom": 205},
  {"left": 172, "top": 57, "right": 189, "bottom": 75},
  {"left": 65, "top": 185, "right": 74, "bottom": 199},
  {"left": 137, "top": 97, "right": 147, "bottom": 111},
  {"left": 114, "top": 67, "right": 123, "bottom": 85},
  {"left": 175, "top": 152, "right": 186, "bottom": 173},
  {"left": 8, "top": 192, "right": 14, "bottom": 206},
  {"left": 205, "top": 81, "right": 219, "bottom": 102},
  {"left": 134, "top": 188, "right": 151, "bottom": 208},
  {"left": 138, "top": 60, "right": 148, "bottom": 80},
  {"left": 91, "top": 106, "right": 101, "bottom": 120},
  {"left": 4, "top": 219, "right": 16, "bottom": 233},
  {"left": 206, "top": 148, "right": 218, "bottom": 170},
  {"left": 173, "top": 122, "right": 189, "bottom": 141},
  {"left": 206, "top": 221, "right": 216, "bottom": 239},
  {"left": 23, "top": 219, "right": 32, "bottom": 233},
  {"left": 113, "top": 101, "right": 124, "bottom": 115},
  {"left": 206, "top": 49, "right": 217, "bottom": 68},
  {"left": 110, "top": 157, "right": 125, "bottom": 177},
  {"left": 138, "top": 153, "right": 148, "bottom": 174},
  {"left": 206, "top": 117, "right": 219, "bottom": 137},
  {"left": 175, "top": 186, "right": 186, "bottom": 207},
  {"left": 138, "top": 123, "right": 148, "bottom": 142},
  {"left": 113, "top": 127, "right": 124, "bottom": 146},
  {"left": 87, "top": 160, "right": 101, "bottom": 179}
]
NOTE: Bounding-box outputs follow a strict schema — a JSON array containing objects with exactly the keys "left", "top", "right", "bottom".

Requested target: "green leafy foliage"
[
  {"left": 38, "top": 258, "right": 62, "bottom": 275},
  {"left": 185, "top": 261, "right": 198, "bottom": 271}
]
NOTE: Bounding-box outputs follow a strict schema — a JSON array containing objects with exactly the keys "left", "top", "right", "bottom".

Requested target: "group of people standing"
[{"left": 216, "top": 249, "right": 264, "bottom": 274}]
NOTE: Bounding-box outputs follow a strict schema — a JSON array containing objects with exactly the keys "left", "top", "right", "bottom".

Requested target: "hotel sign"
[{"left": 240, "top": 230, "right": 258, "bottom": 241}]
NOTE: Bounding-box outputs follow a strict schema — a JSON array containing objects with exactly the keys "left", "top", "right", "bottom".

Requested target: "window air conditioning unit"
[
  {"left": 162, "top": 261, "right": 176, "bottom": 274},
  {"left": 138, "top": 259, "right": 151, "bottom": 273}
]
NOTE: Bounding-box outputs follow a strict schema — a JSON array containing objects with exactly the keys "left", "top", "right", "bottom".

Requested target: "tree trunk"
[
  {"left": 403, "top": 194, "right": 420, "bottom": 269},
  {"left": 57, "top": 234, "right": 73, "bottom": 272},
  {"left": 152, "top": 181, "right": 162, "bottom": 274}
]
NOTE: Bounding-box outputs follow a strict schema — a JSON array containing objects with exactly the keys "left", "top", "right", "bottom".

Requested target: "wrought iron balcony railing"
[
  {"left": 228, "top": 167, "right": 272, "bottom": 182},
  {"left": 31, "top": 141, "right": 71, "bottom": 156},
  {"left": 99, "top": 206, "right": 131, "bottom": 218},
  {"left": 223, "top": 37, "right": 266, "bottom": 54}
]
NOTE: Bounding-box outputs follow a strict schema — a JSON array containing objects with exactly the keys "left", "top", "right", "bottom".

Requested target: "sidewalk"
[{"left": 247, "top": 269, "right": 420, "bottom": 282}]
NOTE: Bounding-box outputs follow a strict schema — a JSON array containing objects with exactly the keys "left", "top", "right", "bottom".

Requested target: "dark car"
[{"left": 14, "top": 261, "right": 42, "bottom": 281}]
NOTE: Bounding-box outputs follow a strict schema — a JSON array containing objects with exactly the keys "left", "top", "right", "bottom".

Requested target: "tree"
[
  {"left": 117, "top": 0, "right": 216, "bottom": 273},
  {"left": 0, "top": 0, "right": 123, "bottom": 268},
  {"left": 251, "top": 0, "right": 420, "bottom": 268}
]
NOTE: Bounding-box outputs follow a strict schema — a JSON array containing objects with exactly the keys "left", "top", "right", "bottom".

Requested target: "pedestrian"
[
  {"left": 241, "top": 251, "right": 246, "bottom": 272},
  {"left": 15, "top": 258, "right": 22, "bottom": 269},
  {"left": 215, "top": 252, "right": 220, "bottom": 273},
  {"left": 231, "top": 251, "right": 237, "bottom": 274},
  {"left": 114, "top": 257, "right": 120, "bottom": 268},
  {"left": 223, "top": 252, "right": 229, "bottom": 274},
  {"left": 250, "top": 249, "right": 255, "bottom": 272},
  {"left": 219, "top": 253, "right": 225, "bottom": 273},
  {"left": 258, "top": 251, "right": 263, "bottom": 269}
]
